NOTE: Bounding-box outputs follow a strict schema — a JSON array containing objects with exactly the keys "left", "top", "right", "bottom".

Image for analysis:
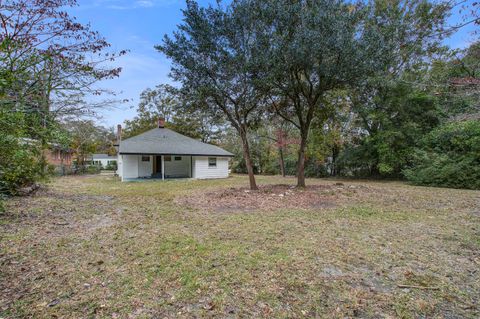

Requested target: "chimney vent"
[{"left": 158, "top": 117, "right": 165, "bottom": 128}]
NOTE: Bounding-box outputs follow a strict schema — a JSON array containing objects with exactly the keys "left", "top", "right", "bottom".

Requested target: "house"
[
  {"left": 91, "top": 154, "right": 117, "bottom": 168},
  {"left": 20, "top": 138, "right": 74, "bottom": 174},
  {"left": 47, "top": 144, "right": 74, "bottom": 173},
  {"left": 41, "top": 142, "right": 74, "bottom": 175},
  {"left": 116, "top": 118, "right": 233, "bottom": 181}
]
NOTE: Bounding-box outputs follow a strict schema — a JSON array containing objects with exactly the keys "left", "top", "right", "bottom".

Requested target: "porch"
[{"left": 119, "top": 154, "right": 192, "bottom": 181}]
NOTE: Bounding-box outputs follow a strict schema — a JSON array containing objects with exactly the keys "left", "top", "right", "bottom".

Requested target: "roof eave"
[{"left": 118, "top": 152, "right": 234, "bottom": 157}]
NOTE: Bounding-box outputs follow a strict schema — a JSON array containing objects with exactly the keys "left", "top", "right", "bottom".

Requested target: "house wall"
[
  {"left": 119, "top": 155, "right": 229, "bottom": 181},
  {"left": 138, "top": 155, "right": 153, "bottom": 178},
  {"left": 164, "top": 156, "right": 191, "bottom": 177},
  {"left": 193, "top": 156, "right": 229, "bottom": 179},
  {"left": 45, "top": 149, "right": 73, "bottom": 167},
  {"left": 93, "top": 158, "right": 117, "bottom": 168},
  {"left": 121, "top": 155, "right": 139, "bottom": 180},
  {"left": 117, "top": 154, "right": 123, "bottom": 178}
]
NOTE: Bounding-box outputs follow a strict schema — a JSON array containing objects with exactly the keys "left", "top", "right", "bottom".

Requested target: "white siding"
[
  {"left": 138, "top": 155, "right": 153, "bottom": 178},
  {"left": 119, "top": 154, "right": 229, "bottom": 181},
  {"left": 193, "top": 156, "right": 229, "bottom": 179},
  {"left": 94, "top": 158, "right": 117, "bottom": 167},
  {"left": 164, "top": 156, "right": 191, "bottom": 177},
  {"left": 122, "top": 155, "right": 139, "bottom": 180},
  {"left": 117, "top": 154, "right": 123, "bottom": 178}
]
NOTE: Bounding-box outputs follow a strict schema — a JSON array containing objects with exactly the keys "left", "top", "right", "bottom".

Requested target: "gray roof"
[
  {"left": 92, "top": 154, "right": 117, "bottom": 159},
  {"left": 118, "top": 128, "right": 234, "bottom": 157}
]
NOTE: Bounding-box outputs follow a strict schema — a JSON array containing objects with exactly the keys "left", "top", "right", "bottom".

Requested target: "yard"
[{"left": 1, "top": 175, "right": 479, "bottom": 318}]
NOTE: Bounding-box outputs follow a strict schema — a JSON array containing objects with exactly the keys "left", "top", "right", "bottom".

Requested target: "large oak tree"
[
  {"left": 157, "top": 0, "right": 267, "bottom": 190},
  {"left": 259, "top": 0, "right": 449, "bottom": 187}
]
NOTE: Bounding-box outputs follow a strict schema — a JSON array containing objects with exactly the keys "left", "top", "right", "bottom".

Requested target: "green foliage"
[
  {"left": 428, "top": 43, "right": 480, "bottom": 118},
  {"left": 342, "top": 82, "right": 440, "bottom": 177},
  {"left": 65, "top": 120, "right": 116, "bottom": 168},
  {"left": 0, "top": 0, "right": 123, "bottom": 195},
  {"left": 86, "top": 166, "right": 101, "bottom": 175},
  {"left": 123, "top": 85, "right": 223, "bottom": 143},
  {"left": 0, "top": 111, "right": 47, "bottom": 195},
  {"left": 404, "top": 120, "right": 480, "bottom": 189},
  {"left": 105, "top": 161, "right": 117, "bottom": 171}
]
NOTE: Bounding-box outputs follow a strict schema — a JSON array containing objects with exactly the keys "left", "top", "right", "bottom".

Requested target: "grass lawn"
[{"left": 1, "top": 174, "right": 479, "bottom": 318}]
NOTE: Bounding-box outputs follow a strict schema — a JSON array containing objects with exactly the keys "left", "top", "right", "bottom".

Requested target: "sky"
[{"left": 70, "top": 0, "right": 478, "bottom": 128}]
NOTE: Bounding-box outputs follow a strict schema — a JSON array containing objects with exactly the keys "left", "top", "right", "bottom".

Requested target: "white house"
[
  {"left": 92, "top": 154, "right": 117, "bottom": 168},
  {"left": 115, "top": 119, "right": 233, "bottom": 181}
]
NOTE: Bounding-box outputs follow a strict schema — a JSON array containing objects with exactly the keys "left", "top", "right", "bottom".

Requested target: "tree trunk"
[
  {"left": 278, "top": 147, "right": 286, "bottom": 177},
  {"left": 331, "top": 146, "right": 338, "bottom": 176},
  {"left": 61, "top": 150, "right": 65, "bottom": 176},
  {"left": 296, "top": 132, "right": 308, "bottom": 188},
  {"left": 239, "top": 128, "right": 258, "bottom": 190}
]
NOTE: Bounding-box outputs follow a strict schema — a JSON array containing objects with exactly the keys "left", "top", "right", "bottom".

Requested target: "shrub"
[
  {"left": 0, "top": 121, "right": 48, "bottom": 196},
  {"left": 86, "top": 165, "right": 101, "bottom": 174},
  {"left": 404, "top": 120, "right": 480, "bottom": 189},
  {"left": 304, "top": 159, "right": 329, "bottom": 178},
  {"left": 105, "top": 161, "right": 117, "bottom": 171}
]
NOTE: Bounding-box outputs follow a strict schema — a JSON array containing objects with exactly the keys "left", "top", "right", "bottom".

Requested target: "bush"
[
  {"left": 86, "top": 165, "right": 101, "bottom": 174},
  {"left": 0, "top": 110, "right": 53, "bottom": 196},
  {"left": 105, "top": 161, "right": 117, "bottom": 171},
  {"left": 73, "top": 164, "right": 101, "bottom": 175},
  {"left": 0, "top": 137, "right": 47, "bottom": 195},
  {"left": 404, "top": 120, "right": 480, "bottom": 189},
  {"left": 304, "top": 159, "right": 329, "bottom": 178}
]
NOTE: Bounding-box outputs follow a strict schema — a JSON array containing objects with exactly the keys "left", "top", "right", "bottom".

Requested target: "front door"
[{"left": 155, "top": 156, "right": 162, "bottom": 174}]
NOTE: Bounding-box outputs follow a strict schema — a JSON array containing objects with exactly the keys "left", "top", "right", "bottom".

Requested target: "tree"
[
  {"left": 257, "top": 0, "right": 372, "bottom": 186},
  {"left": 259, "top": 0, "right": 448, "bottom": 187},
  {"left": 123, "top": 85, "right": 179, "bottom": 138},
  {"left": 123, "top": 84, "right": 225, "bottom": 142},
  {"left": 427, "top": 42, "right": 480, "bottom": 119},
  {"left": 0, "top": 0, "right": 125, "bottom": 194},
  {"left": 253, "top": 118, "right": 299, "bottom": 177},
  {"left": 64, "top": 120, "right": 114, "bottom": 169},
  {"left": 157, "top": 0, "right": 267, "bottom": 190},
  {"left": 306, "top": 91, "right": 353, "bottom": 177},
  {"left": 0, "top": 0, "right": 126, "bottom": 119},
  {"left": 348, "top": 82, "right": 440, "bottom": 177},
  {"left": 404, "top": 119, "right": 480, "bottom": 189}
]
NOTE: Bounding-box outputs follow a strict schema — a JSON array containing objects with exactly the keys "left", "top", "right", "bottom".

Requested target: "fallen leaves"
[{"left": 175, "top": 184, "right": 356, "bottom": 213}]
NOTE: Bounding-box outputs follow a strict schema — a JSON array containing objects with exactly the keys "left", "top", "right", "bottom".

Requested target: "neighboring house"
[
  {"left": 92, "top": 154, "right": 117, "bottom": 168},
  {"left": 46, "top": 144, "right": 74, "bottom": 165},
  {"left": 20, "top": 138, "right": 74, "bottom": 174},
  {"left": 116, "top": 118, "right": 233, "bottom": 181}
]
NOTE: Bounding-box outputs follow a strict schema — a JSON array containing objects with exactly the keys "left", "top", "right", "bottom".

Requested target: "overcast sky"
[{"left": 70, "top": 0, "right": 478, "bottom": 128}]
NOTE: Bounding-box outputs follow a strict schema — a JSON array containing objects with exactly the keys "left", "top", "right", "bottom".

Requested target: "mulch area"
[{"left": 175, "top": 183, "right": 367, "bottom": 213}]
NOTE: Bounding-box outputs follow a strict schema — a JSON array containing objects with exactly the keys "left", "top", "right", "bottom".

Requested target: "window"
[
  {"left": 141, "top": 156, "right": 150, "bottom": 162},
  {"left": 174, "top": 156, "right": 182, "bottom": 161},
  {"left": 164, "top": 155, "right": 171, "bottom": 161},
  {"left": 208, "top": 157, "right": 217, "bottom": 168}
]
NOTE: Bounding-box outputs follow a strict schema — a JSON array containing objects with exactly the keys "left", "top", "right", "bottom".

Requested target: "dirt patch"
[{"left": 176, "top": 183, "right": 366, "bottom": 212}]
